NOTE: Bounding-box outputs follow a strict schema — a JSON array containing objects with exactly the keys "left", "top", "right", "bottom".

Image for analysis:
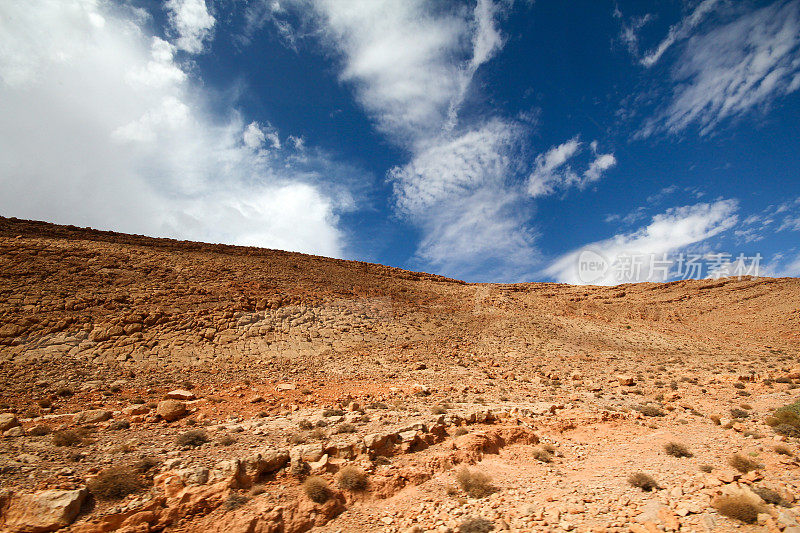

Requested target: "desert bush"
[
  {"left": 664, "top": 442, "right": 693, "bottom": 458},
  {"left": 454, "top": 427, "right": 469, "bottom": 437},
  {"left": 333, "top": 423, "right": 356, "bottom": 434},
  {"left": 729, "top": 408, "right": 749, "bottom": 419},
  {"left": 297, "top": 420, "right": 313, "bottom": 430},
  {"left": 458, "top": 517, "right": 495, "bottom": 533},
  {"left": 322, "top": 408, "right": 345, "bottom": 417},
  {"left": 699, "top": 464, "right": 714, "bottom": 473},
  {"left": 29, "top": 425, "right": 51, "bottom": 436},
  {"left": 367, "top": 402, "right": 388, "bottom": 409},
  {"left": 288, "top": 432, "right": 307, "bottom": 445},
  {"left": 53, "top": 429, "right": 82, "bottom": 447},
  {"left": 224, "top": 493, "right": 250, "bottom": 510},
  {"left": 531, "top": 445, "right": 554, "bottom": 463},
  {"left": 628, "top": 472, "right": 659, "bottom": 492},
  {"left": 733, "top": 382, "right": 745, "bottom": 389},
  {"left": 135, "top": 457, "right": 160, "bottom": 474},
  {"left": 728, "top": 453, "right": 762, "bottom": 473},
  {"left": 709, "top": 414, "right": 721, "bottom": 425},
  {"left": 303, "top": 476, "right": 332, "bottom": 503},
  {"left": 109, "top": 420, "right": 130, "bottom": 431},
  {"left": 176, "top": 429, "right": 209, "bottom": 447},
  {"left": 56, "top": 387, "right": 74, "bottom": 397},
  {"left": 336, "top": 466, "right": 368, "bottom": 491},
  {"left": 309, "top": 428, "right": 327, "bottom": 440},
  {"left": 88, "top": 466, "right": 145, "bottom": 500},
  {"left": 636, "top": 405, "right": 665, "bottom": 417},
  {"left": 712, "top": 494, "right": 760, "bottom": 523},
  {"left": 773, "top": 444, "right": 793, "bottom": 456},
  {"left": 455, "top": 467, "right": 493, "bottom": 498}
]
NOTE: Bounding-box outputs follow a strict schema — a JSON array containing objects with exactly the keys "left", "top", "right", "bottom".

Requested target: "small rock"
[
  {"left": 165, "top": 389, "right": 196, "bottom": 401},
  {"left": 0, "top": 413, "right": 20, "bottom": 432}
]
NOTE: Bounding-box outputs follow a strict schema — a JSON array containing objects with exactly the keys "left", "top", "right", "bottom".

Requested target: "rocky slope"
[{"left": 0, "top": 216, "right": 799, "bottom": 533}]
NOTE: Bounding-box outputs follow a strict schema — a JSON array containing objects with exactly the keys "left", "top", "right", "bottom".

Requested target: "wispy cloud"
[
  {"left": 640, "top": 0, "right": 722, "bottom": 67},
  {"left": 545, "top": 199, "right": 739, "bottom": 284},
  {"left": 527, "top": 138, "right": 616, "bottom": 197},
  {"left": 0, "top": 0, "right": 356, "bottom": 257},
  {"left": 389, "top": 119, "right": 537, "bottom": 280},
  {"left": 640, "top": 0, "right": 800, "bottom": 137}
]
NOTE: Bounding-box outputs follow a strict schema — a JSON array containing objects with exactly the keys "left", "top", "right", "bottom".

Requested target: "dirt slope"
[{"left": 0, "top": 217, "right": 799, "bottom": 533}]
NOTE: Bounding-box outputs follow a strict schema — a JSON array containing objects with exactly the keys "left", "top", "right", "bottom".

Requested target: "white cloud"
[
  {"left": 527, "top": 138, "right": 616, "bottom": 197},
  {"left": 243, "top": 121, "right": 281, "bottom": 150},
  {"left": 389, "top": 119, "right": 537, "bottom": 281},
  {"left": 640, "top": 0, "right": 722, "bottom": 67},
  {"left": 258, "top": 0, "right": 510, "bottom": 148},
  {"left": 0, "top": 0, "right": 353, "bottom": 258},
  {"left": 166, "top": 0, "right": 216, "bottom": 53},
  {"left": 544, "top": 200, "right": 739, "bottom": 284},
  {"left": 641, "top": 1, "right": 800, "bottom": 136}
]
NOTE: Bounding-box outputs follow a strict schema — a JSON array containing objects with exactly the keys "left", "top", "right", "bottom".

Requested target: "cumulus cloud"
[
  {"left": 0, "top": 0, "right": 353, "bottom": 257},
  {"left": 527, "top": 138, "right": 616, "bottom": 197},
  {"left": 544, "top": 200, "right": 739, "bottom": 284},
  {"left": 166, "top": 0, "right": 216, "bottom": 53},
  {"left": 641, "top": 0, "right": 800, "bottom": 136}
]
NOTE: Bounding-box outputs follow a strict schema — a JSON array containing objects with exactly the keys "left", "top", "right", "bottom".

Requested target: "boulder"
[
  {"left": 617, "top": 375, "right": 636, "bottom": 386},
  {"left": 156, "top": 400, "right": 187, "bottom": 422},
  {"left": 245, "top": 448, "right": 290, "bottom": 479},
  {"left": 0, "top": 413, "right": 20, "bottom": 432},
  {"left": 1, "top": 487, "right": 87, "bottom": 533}
]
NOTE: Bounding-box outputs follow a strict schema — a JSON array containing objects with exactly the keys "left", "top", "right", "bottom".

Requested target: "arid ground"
[{"left": 1, "top": 216, "right": 799, "bottom": 533}]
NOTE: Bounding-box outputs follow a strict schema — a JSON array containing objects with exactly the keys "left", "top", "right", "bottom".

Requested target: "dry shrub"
[
  {"left": 773, "top": 444, "right": 793, "bottom": 456},
  {"left": 712, "top": 494, "right": 760, "bottom": 524},
  {"left": 728, "top": 453, "right": 762, "bottom": 473},
  {"left": 297, "top": 420, "right": 313, "bottom": 430},
  {"left": 663, "top": 442, "right": 693, "bottom": 458},
  {"left": 531, "top": 446, "right": 554, "bottom": 463},
  {"left": 636, "top": 405, "right": 665, "bottom": 417},
  {"left": 454, "top": 427, "right": 469, "bottom": 437},
  {"left": 303, "top": 476, "right": 332, "bottom": 503},
  {"left": 699, "top": 464, "right": 714, "bottom": 473},
  {"left": 455, "top": 467, "right": 493, "bottom": 498},
  {"left": 336, "top": 466, "right": 367, "bottom": 491},
  {"left": 333, "top": 423, "right": 356, "bottom": 434},
  {"left": 309, "top": 428, "right": 327, "bottom": 440},
  {"left": 218, "top": 434, "right": 237, "bottom": 446},
  {"left": 627, "top": 472, "right": 659, "bottom": 492},
  {"left": 176, "top": 429, "right": 209, "bottom": 447},
  {"left": 88, "top": 466, "right": 145, "bottom": 500},
  {"left": 224, "top": 493, "right": 250, "bottom": 510},
  {"left": 458, "top": 517, "right": 495, "bottom": 533}
]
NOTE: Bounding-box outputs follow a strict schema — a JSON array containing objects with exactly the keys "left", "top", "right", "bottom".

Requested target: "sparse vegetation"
[
  {"left": 628, "top": 472, "right": 659, "bottom": 492},
  {"left": 458, "top": 517, "right": 495, "bottom": 533},
  {"left": 773, "top": 444, "right": 793, "bottom": 456},
  {"left": 728, "top": 453, "right": 762, "bottom": 473},
  {"left": 663, "top": 442, "right": 693, "bottom": 458},
  {"left": 532, "top": 445, "right": 554, "bottom": 463},
  {"left": 224, "top": 493, "right": 250, "bottom": 510},
  {"left": 333, "top": 423, "right": 356, "bottom": 434},
  {"left": 636, "top": 405, "right": 665, "bottom": 417},
  {"left": 218, "top": 434, "right": 237, "bottom": 446},
  {"left": 88, "top": 466, "right": 145, "bottom": 500},
  {"left": 752, "top": 486, "right": 787, "bottom": 507},
  {"left": 712, "top": 494, "right": 760, "bottom": 524},
  {"left": 455, "top": 467, "right": 494, "bottom": 498},
  {"left": 303, "top": 476, "right": 332, "bottom": 503},
  {"left": 176, "top": 429, "right": 210, "bottom": 447},
  {"left": 699, "top": 464, "right": 714, "bottom": 473},
  {"left": 336, "top": 466, "right": 368, "bottom": 491}
]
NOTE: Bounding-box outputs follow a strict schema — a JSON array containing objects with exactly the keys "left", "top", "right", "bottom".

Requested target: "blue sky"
[{"left": 1, "top": 0, "right": 799, "bottom": 283}]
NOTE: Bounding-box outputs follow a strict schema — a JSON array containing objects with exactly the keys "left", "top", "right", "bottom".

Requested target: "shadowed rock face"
[{"left": 0, "top": 217, "right": 799, "bottom": 533}]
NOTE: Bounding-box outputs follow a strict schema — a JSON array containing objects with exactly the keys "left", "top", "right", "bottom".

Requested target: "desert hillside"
[{"left": 1, "top": 217, "right": 799, "bottom": 533}]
